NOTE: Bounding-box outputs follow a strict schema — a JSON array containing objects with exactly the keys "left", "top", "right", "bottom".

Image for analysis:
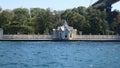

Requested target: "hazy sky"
[{"left": 0, "top": 0, "right": 120, "bottom": 11}]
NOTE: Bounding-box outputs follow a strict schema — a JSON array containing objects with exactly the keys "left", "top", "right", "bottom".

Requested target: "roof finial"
[{"left": 64, "top": 20, "right": 68, "bottom": 27}]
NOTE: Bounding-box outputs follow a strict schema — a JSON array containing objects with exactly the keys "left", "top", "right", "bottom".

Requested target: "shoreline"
[
  {"left": 1, "top": 39, "right": 120, "bottom": 42},
  {"left": 1, "top": 35, "right": 120, "bottom": 42}
]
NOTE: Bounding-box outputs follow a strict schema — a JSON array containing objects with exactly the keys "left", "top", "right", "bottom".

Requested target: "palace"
[{"left": 52, "top": 21, "right": 77, "bottom": 40}]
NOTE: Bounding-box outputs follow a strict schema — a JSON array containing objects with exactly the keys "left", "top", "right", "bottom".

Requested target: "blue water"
[{"left": 0, "top": 41, "right": 120, "bottom": 68}]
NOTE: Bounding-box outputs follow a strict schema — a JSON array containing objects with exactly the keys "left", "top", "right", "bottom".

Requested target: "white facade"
[
  {"left": 0, "top": 28, "right": 3, "bottom": 40},
  {"left": 53, "top": 21, "right": 77, "bottom": 40}
]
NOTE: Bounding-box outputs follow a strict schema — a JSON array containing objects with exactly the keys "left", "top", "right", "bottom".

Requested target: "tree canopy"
[{"left": 0, "top": 7, "right": 119, "bottom": 35}]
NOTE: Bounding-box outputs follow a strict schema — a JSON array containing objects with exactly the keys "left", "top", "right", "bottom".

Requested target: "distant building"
[
  {"left": 0, "top": 28, "right": 3, "bottom": 40},
  {"left": 53, "top": 21, "right": 77, "bottom": 40}
]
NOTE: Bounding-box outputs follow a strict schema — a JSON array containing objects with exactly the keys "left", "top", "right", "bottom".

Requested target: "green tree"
[
  {"left": 0, "top": 7, "right": 2, "bottom": 12},
  {"left": 3, "top": 25, "right": 34, "bottom": 34},
  {"left": 113, "top": 12, "right": 120, "bottom": 34},
  {"left": 13, "top": 8, "right": 29, "bottom": 25},
  {"left": 61, "top": 7, "right": 90, "bottom": 34},
  {"left": 0, "top": 10, "right": 14, "bottom": 28},
  {"left": 7, "top": 8, "right": 35, "bottom": 34},
  {"left": 53, "top": 10, "right": 64, "bottom": 28},
  {"left": 0, "top": 6, "right": 118, "bottom": 35},
  {"left": 31, "top": 8, "right": 55, "bottom": 34},
  {"left": 87, "top": 8, "right": 109, "bottom": 34}
]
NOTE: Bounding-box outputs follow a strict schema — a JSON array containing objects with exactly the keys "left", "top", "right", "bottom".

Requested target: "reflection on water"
[{"left": 0, "top": 41, "right": 120, "bottom": 68}]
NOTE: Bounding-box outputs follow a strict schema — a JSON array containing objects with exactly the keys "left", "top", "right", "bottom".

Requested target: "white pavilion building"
[{"left": 52, "top": 21, "right": 77, "bottom": 40}]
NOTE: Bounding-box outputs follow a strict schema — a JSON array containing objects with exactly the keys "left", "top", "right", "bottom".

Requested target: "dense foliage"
[{"left": 0, "top": 6, "right": 120, "bottom": 35}]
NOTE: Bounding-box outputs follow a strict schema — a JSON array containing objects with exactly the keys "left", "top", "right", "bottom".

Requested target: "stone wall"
[
  {"left": 75, "top": 35, "right": 120, "bottom": 40},
  {"left": 71, "top": 29, "right": 77, "bottom": 40},
  {"left": 1, "top": 34, "right": 120, "bottom": 41},
  {"left": 3, "top": 35, "right": 52, "bottom": 40}
]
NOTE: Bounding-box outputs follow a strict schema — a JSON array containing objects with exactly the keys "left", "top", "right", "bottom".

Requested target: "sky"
[{"left": 0, "top": 0, "right": 120, "bottom": 11}]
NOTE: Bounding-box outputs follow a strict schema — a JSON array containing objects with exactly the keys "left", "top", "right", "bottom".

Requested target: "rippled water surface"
[{"left": 0, "top": 41, "right": 120, "bottom": 68}]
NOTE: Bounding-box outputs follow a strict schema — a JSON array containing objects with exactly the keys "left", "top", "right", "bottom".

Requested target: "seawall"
[
  {"left": 1, "top": 35, "right": 120, "bottom": 41},
  {"left": 75, "top": 35, "right": 120, "bottom": 40},
  {"left": 2, "top": 35, "right": 52, "bottom": 40}
]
